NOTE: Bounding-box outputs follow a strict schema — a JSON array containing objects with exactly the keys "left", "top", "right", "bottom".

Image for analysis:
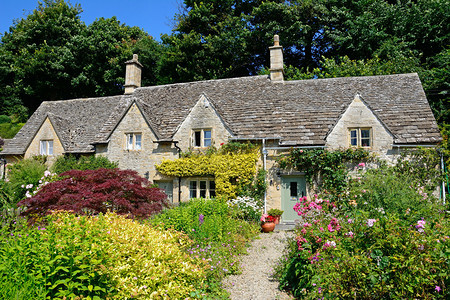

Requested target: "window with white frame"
[
  {"left": 125, "top": 133, "right": 142, "bottom": 150},
  {"left": 40, "top": 140, "right": 53, "bottom": 155},
  {"left": 189, "top": 179, "right": 216, "bottom": 199},
  {"left": 349, "top": 128, "right": 371, "bottom": 147},
  {"left": 192, "top": 129, "right": 212, "bottom": 148}
]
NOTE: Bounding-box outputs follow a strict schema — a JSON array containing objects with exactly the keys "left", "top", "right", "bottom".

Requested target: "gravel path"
[{"left": 222, "top": 230, "right": 295, "bottom": 300}]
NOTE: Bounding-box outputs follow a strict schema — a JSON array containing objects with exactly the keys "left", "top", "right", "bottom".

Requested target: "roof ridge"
[
  {"left": 284, "top": 73, "right": 419, "bottom": 84},
  {"left": 136, "top": 75, "right": 269, "bottom": 91}
]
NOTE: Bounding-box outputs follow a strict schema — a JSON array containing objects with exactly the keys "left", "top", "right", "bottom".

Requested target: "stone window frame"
[
  {"left": 189, "top": 178, "right": 216, "bottom": 199},
  {"left": 191, "top": 128, "right": 212, "bottom": 148},
  {"left": 125, "top": 133, "right": 142, "bottom": 150},
  {"left": 348, "top": 127, "right": 372, "bottom": 148},
  {"left": 40, "top": 140, "right": 54, "bottom": 155}
]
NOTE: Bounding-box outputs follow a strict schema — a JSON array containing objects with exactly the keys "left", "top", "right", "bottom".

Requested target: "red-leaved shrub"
[{"left": 18, "top": 168, "right": 168, "bottom": 218}]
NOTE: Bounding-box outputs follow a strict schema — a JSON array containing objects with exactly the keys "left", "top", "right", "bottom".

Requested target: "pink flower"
[
  {"left": 358, "top": 162, "right": 366, "bottom": 168},
  {"left": 435, "top": 286, "right": 441, "bottom": 292},
  {"left": 327, "top": 224, "right": 334, "bottom": 232},
  {"left": 416, "top": 219, "right": 426, "bottom": 232},
  {"left": 319, "top": 227, "right": 324, "bottom": 232}
]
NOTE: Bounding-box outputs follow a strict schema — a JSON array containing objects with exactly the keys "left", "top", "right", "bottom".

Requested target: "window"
[
  {"left": 192, "top": 129, "right": 212, "bottom": 148},
  {"left": 349, "top": 128, "right": 371, "bottom": 147},
  {"left": 40, "top": 140, "right": 53, "bottom": 155},
  {"left": 126, "top": 133, "right": 142, "bottom": 150},
  {"left": 189, "top": 178, "right": 216, "bottom": 199}
]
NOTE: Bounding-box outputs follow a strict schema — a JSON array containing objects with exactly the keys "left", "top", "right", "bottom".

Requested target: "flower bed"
[{"left": 275, "top": 175, "right": 450, "bottom": 299}]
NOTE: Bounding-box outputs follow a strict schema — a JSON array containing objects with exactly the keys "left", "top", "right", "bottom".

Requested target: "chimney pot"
[
  {"left": 269, "top": 35, "right": 284, "bottom": 82},
  {"left": 274, "top": 34, "right": 280, "bottom": 46},
  {"left": 124, "top": 54, "right": 143, "bottom": 94}
]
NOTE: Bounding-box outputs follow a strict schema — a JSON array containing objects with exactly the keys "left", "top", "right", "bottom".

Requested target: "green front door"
[{"left": 281, "top": 176, "right": 306, "bottom": 222}]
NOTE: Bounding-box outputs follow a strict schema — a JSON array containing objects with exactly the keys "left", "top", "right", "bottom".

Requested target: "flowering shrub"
[
  {"left": 276, "top": 194, "right": 450, "bottom": 299},
  {"left": 18, "top": 168, "right": 168, "bottom": 218},
  {"left": 227, "top": 196, "right": 262, "bottom": 221},
  {"left": 3, "top": 157, "right": 47, "bottom": 204},
  {"left": 0, "top": 213, "right": 208, "bottom": 299},
  {"left": 150, "top": 197, "right": 260, "bottom": 297},
  {"left": 21, "top": 170, "right": 58, "bottom": 199}
]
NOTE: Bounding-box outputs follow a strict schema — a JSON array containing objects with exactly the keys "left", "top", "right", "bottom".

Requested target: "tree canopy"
[
  {"left": 0, "top": 0, "right": 448, "bottom": 125},
  {"left": 0, "top": 0, "right": 161, "bottom": 116}
]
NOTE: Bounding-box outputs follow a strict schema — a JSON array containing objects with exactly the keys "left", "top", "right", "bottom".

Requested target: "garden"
[
  {"left": 275, "top": 148, "right": 450, "bottom": 299},
  {"left": 0, "top": 145, "right": 449, "bottom": 299},
  {"left": 0, "top": 154, "right": 261, "bottom": 299}
]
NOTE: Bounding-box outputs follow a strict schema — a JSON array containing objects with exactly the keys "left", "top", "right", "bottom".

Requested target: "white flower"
[{"left": 367, "top": 219, "right": 376, "bottom": 227}]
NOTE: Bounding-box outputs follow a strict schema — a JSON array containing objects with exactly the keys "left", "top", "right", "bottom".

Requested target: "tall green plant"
[
  {"left": 51, "top": 154, "right": 118, "bottom": 174},
  {"left": 4, "top": 157, "right": 47, "bottom": 205}
]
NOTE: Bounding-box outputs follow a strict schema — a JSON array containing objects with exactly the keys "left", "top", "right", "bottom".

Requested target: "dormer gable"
[
  {"left": 325, "top": 94, "right": 394, "bottom": 152},
  {"left": 172, "top": 94, "right": 233, "bottom": 151},
  {"left": 24, "top": 116, "right": 65, "bottom": 159}
]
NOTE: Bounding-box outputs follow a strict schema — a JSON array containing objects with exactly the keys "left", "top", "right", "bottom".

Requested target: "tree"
[
  {"left": 0, "top": 0, "right": 85, "bottom": 112},
  {"left": 159, "top": 0, "right": 256, "bottom": 83},
  {"left": 0, "top": 0, "right": 162, "bottom": 115},
  {"left": 18, "top": 168, "right": 168, "bottom": 218}
]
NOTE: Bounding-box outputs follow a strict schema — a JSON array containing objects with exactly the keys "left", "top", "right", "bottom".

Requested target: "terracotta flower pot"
[{"left": 261, "top": 222, "right": 276, "bottom": 233}]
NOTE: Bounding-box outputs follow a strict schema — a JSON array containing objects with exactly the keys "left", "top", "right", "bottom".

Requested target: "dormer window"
[
  {"left": 349, "top": 128, "right": 371, "bottom": 147},
  {"left": 192, "top": 129, "right": 212, "bottom": 148},
  {"left": 126, "top": 133, "right": 142, "bottom": 150},
  {"left": 40, "top": 140, "right": 53, "bottom": 155}
]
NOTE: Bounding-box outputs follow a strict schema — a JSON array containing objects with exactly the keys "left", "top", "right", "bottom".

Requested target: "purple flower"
[
  {"left": 199, "top": 214, "right": 204, "bottom": 226},
  {"left": 435, "top": 286, "right": 441, "bottom": 292}
]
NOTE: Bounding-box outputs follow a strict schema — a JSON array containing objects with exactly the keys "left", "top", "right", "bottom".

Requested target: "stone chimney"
[
  {"left": 124, "top": 54, "right": 143, "bottom": 94},
  {"left": 269, "top": 35, "right": 284, "bottom": 82}
]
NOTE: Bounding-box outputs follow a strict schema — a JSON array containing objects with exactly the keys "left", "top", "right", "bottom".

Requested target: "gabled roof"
[
  {"left": 2, "top": 95, "right": 132, "bottom": 155},
  {"left": 1, "top": 73, "right": 442, "bottom": 155}
]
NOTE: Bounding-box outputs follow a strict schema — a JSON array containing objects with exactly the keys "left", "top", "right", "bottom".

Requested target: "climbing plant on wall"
[
  {"left": 156, "top": 143, "right": 260, "bottom": 199},
  {"left": 278, "top": 148, "right": 372, "bottom": 199}
]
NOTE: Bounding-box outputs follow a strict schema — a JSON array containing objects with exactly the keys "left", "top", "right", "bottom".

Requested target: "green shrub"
[
  {"left": 0, "top": 213, "right": 208, "bottom": 299},
  {"left": 0, "top": 122, "right": 24, "bottom": 139},
  {"left": 4, "top": 157, "right": 48, "bottom": 205},
  {"left": 51, "top": 154, "right": 118, "bottom": 174},
  {"left": 347, "top": 166, "right": 438, "bottom": 223},
  {"left": 0, "top": 115, "right": 10, "bottom": 124},
  {"left": 150, "top": 198, "right": 260, "bottom": 297}
]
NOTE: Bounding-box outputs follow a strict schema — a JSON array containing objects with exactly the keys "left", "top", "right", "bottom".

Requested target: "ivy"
[
  {"left": 156, "top": 144, "right": 260, "bottom": 199},
  {"left": 278, "top": 148, "right": 371, "bottom": 199}
]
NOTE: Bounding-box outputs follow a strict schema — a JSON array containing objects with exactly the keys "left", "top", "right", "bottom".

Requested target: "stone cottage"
[{"left": 1, "top": 36, "right": 442, "bottom": 222}]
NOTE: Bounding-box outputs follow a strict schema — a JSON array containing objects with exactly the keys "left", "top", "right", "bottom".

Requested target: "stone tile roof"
[
  {"left": 1, "top": 95, "right": 132, "bottom": 155},
  {"left": 1, "top": 73, "right": 441, "bottom": 155}
]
